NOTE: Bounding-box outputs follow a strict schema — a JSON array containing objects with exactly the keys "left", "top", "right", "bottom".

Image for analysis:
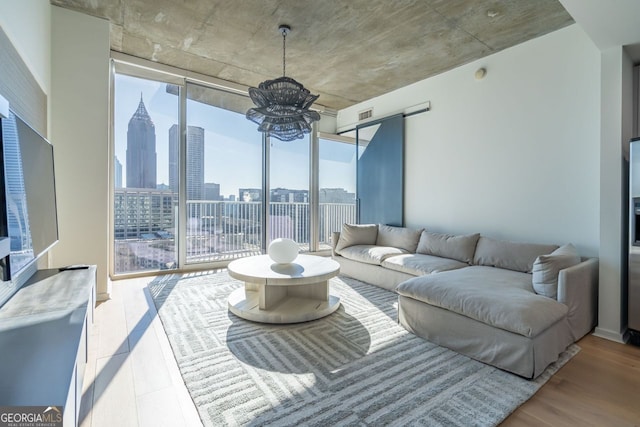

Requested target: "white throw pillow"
[
  {"left": 416, "top": 231, "right": 480, "bottom": 263},
  {"left": 532, "top": 243, "right": 581, "bottom": 299},
  {"left": 335, "top": 223, "right": 378, "bottom": 254},
  {"left": 376, "top": 225, "right": 424, "bottom": 253},
  {"left": 474, "top": 236, "right": 558, "bottom": 273}
]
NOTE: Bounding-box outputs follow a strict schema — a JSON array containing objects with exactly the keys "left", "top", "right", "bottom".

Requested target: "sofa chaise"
[{"left": 331, "top": 224, "right": 598, "bottom": 379}]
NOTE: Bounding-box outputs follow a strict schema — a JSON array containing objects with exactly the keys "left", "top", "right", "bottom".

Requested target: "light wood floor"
[
  {"left": 81, "top": 275, "right": 640, "bottom": 426},
  {"left": 504, "top": 333, "right": 640, "bottom": 426}
]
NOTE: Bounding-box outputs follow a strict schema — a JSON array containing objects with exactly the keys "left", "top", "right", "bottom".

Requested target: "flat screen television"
[{"left": 0, "top": 109, "right": 59, "bottom": 282}]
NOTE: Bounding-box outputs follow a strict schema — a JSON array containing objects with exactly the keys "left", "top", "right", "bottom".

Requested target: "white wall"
[
  {"left": 595, "top": 47, "right": 635, "bottom": 342},
  {"left": 0, "top": 0, "right": 51, "bottom": 101},
  {"left": 559, "top": 0, "right": 640, "bottom": 51},
  {"left": 338, "top": 25, "right": 601, "bottom": 257},
  {"left": 0, "top": 1, "right": 52, "bottom": 274},
  {"left": 50, "top": 7, "right": 111, "bottom": 300}
]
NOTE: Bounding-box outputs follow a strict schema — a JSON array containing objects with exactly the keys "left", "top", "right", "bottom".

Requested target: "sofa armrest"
[
  {"left": 331, "top": 232, "right": 341, "bottom": 257},
  {"left": 557, "top": 257, "right": 599, "bottom": 340}
]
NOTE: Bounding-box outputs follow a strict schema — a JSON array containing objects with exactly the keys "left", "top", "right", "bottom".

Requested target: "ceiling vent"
[{"left": 358, "top": 108, "right": 373, "bottom": 121}]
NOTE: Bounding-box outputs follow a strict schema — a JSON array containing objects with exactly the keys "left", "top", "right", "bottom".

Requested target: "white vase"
[{"left": 268, "top": 238, "right": 299, "bottom": 264}]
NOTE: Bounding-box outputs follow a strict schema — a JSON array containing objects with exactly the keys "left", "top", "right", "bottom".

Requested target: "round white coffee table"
[{"left": 227, "top": 254, "right": 341, "bottom": 324}]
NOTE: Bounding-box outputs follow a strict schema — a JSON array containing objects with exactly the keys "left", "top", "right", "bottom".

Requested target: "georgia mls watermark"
[{"left": 0, "top": 406, "right": 62, "bottom": 427}]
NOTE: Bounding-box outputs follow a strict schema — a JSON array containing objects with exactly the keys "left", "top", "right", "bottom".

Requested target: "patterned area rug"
[{"left": 148, "top": 270, "right": 578, "bottom": 427}]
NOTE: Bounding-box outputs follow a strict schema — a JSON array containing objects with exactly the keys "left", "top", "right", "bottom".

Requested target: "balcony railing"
[{"left": 114, "top": 201, "right": 356, "bottom": 273}]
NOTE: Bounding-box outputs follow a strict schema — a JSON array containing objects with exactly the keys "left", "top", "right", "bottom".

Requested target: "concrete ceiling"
[{"left": 50, "top": 0, "right": 574, "bottom": 111}]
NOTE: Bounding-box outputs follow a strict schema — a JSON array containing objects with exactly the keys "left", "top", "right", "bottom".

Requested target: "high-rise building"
[
  {"left": 114, "top": 156, "right": 123, "bottom": 188},
  {"left": 126, "top": 95, "right": 156, "bottom": 189},
  {"left": 204, "top": 183, "right": 221, "bottom": 201},
  {"left": 168, "top": 125, "right": 179, "bottom": 193},
  {"left": 113, "top": 188, "right": 176, "bottom": 240},
  {"left": 168, "top": 124, "right": 204, "bottom": 200},
  {"left": 186, "top": 126, "right": 204, "bottom": 200},
  {"left": 113, "top": 187, "right": 177, "bottom": 273}
]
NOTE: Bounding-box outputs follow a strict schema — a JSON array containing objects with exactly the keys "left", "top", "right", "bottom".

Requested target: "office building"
[
  {"left": 126, "top": 95, "right": 157, "bottom": 189},
  {"left": 168, "top": 124, "right": 205, "bottom": 200},
  {"left": 114, "top": 156, "right": 122, "bottom": 189},
  {"left": 204, "top": 182, "right": 221, "bottom": 201}
]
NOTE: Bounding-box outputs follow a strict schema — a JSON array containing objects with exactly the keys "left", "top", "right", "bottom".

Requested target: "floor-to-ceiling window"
[
  {"left": 112, "top": 73, "right": 180, "bottom": 274},
  {"left": 269, "top": 134, "right": 311, "bottom": 250},
  {"left": 111, "top": 58, "right": 356, "bottom": 276},
  {"left": 318, "top": 134, "right": 357, "bottom": 249},
  {"left": 184, "top": 83, "right": 263, "bottom": 264}
]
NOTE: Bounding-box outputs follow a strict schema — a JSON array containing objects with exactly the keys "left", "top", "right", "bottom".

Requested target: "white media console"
[{"left": 0, "top": 266, "right": 96, "bottom": 427}]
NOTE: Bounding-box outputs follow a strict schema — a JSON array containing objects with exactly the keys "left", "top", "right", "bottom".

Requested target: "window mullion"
[
  {"left": 177, "top": 80, "right": 187, "bottom": 268},
  {"left": 263, "top": 133, "right": 270, "bottom": 251},
  {"left": 310, "top": 124, "right": 319, "bottom": 252}
]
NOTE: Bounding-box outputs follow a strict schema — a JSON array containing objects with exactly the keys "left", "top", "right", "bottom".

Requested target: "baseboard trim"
[
  {"left": 593, "top": 327, "right": 628, "bottom": 343},
  {"left": 96, "top": 279, "right": 112, "bottom": 302},
  {"left": 96, "top": 291, "right": 111, "bottom": 302}
]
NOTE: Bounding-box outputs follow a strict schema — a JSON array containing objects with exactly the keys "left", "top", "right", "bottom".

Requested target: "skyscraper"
[
  {"left": 126, "top": 95, "right": 156, "bottom": 189},
  {"left": 186, "top": 126, "right": 204, "bottom": 200},
  {"left": 114, "top": 156, "right": 122, "bottom": 188},
  {"left": 168, "top": 124, "right": 205, "bottom": 200},
  {"left": 204, "top": 183, "right": 221, "bottom": 201},
  {"left": 168, "top": 125, "right": 178, "bottom": 193}
]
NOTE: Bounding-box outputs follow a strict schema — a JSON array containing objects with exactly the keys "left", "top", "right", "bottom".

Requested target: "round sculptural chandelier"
[{"left": 246, "top": 25, "right": 320, "bottom": 142}]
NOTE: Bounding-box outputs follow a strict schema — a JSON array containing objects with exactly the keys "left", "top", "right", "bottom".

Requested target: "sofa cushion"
[
  {"left": 532, "top": 244, "right": 581, "bottom": 299},
  {"left": 473, "top": 236, "right": 558, "bottom": 273},
  {"left": 375, "top": 225, "right": 423, "bottom": 253},
  {"left": 335, "top": 223, "right": 378, "bottom": 254},
  {"left": 338, "top": 245, "right": 408, "bottom": 265},
  {"left": 396, "top": 266, "right": 568, "bottom": 338},
  {"left": 416, "top": 231, "right": 480, "bottom": 263},
  {"left": 382, "top": 254, "right": 468, "bottom": 276}
]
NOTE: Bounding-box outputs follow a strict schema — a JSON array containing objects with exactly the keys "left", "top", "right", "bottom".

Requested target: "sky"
[{"left": 114, "top": 74, "right": 356, "bottom": 198}]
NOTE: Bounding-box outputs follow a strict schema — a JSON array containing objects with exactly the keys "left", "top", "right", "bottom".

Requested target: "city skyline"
[
  {"left": 113, "top": 73, "right": 357, "bottom": 198},
  {"left": 112, "top": 73, "right": 357, "bottom": 274}
]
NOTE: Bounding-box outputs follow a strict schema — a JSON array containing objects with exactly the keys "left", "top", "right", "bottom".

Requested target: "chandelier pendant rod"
[{"left": 280, "top": 24, "right": 290, "bottom": 77}]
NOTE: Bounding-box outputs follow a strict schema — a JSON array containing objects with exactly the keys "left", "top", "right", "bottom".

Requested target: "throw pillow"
[
  {"left": 532, "top": 243, "right": 581, "bottom": 299},
  {"left": 376, "top": 224, "right": 424, "bottom": 253},
  {"left": 335, "top": 223, "right": 378, "bottom": 254},
  {"left": 416, "top": 231, "right": 480, "bottom": 263},
  {"left": 473, "top": 236, "right": 558, "bottom": 273}
]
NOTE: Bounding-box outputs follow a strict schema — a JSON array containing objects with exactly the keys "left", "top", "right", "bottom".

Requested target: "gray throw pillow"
[
  {"left": 416, "top": 231, "right": 480, "bottom": 263},
  {"left": 473, "top": 236, "right": 558, "bottom": 273},
  {"left": 376, "top": 225, "right": 424, "bottom": 253},
  {"left": 532, "top": 244, "right": 581, "bottom": 299},
  {"left": 335, "top": 223, "right": 378, "bottom": 254}
]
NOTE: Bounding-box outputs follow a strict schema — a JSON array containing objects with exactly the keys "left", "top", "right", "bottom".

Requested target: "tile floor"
[{"left": 79, "top": 277, "right": 202, "bottom": 427}]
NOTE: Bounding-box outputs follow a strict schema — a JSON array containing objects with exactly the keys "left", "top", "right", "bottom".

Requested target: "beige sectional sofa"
[{"left": 331, "top": 224, "right": 599, "bottom": 379}]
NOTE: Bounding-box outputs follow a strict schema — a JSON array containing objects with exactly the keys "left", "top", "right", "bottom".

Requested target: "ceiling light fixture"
[{"left": 246, "top": 24, "right": 320, "bottom": 142}]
